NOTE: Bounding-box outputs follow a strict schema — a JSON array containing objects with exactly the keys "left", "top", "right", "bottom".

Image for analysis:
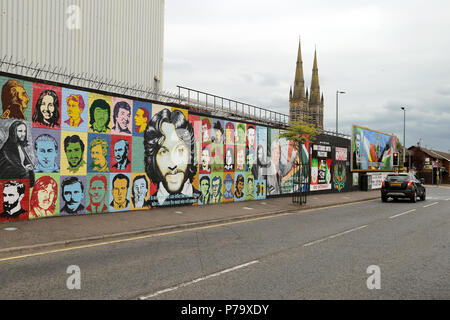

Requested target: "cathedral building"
[{"left": 289, "top": 41, "right": 324, "bottom": 129}]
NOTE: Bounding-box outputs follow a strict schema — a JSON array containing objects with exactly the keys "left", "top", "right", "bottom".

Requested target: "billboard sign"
[{"left": 352, "top": 125, "right": 397, "bottom": 171}]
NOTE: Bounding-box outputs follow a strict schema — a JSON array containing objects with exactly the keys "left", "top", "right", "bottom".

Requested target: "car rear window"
[{"left": 386, "top": 175, "right": 410, "bottom": 182}]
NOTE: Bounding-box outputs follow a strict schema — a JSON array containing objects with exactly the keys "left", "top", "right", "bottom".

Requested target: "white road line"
[
  {"left": 389, "top": 209, "right": 416, "bottom": 219},
  {"left": 139, "top": 260, "right": 259, "bottom": 300},
  {"left": 302, "top": 225, "right": 368, "bottom": 247},
  {"left": 423, "top": 202, "right": 439, "bottom": 208}
]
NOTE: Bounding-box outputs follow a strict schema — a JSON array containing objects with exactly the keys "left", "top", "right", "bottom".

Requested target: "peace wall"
[{"left": 0, "top": 73, "right": 303, "bottom": 222}]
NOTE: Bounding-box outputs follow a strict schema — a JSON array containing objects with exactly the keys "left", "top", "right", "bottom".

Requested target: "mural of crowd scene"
[
  {"left": 266, "top": 128, "right": 297, "bottom": 196},
  {"left": 0, "top": 119, "right": 35, "bottom": 185},
  {"left": 32, "top": 128, "right": 61, "bottom": 173},
  {"left": 29, "top": 173, "right": 60, "bottom": 219},
  {"left": 111, "top": 135, "right": 132, "bottom": 173},
  {"left": 310, "top": 142, "right": 332, "bottom": 191},
  {"left": 88, "top": 93, "right": 112, "bottom": 134},
  {"left": 87, "top": 133, "right": 110, "bottom": 173},
  {"left": 60, "top": 175, "right": 86, "bottom": 215},
  {"left": 60, "top": 131, "right": 88, "bottom": 176},
  {"left": 1, "top": 76, "right": 33, "bottom": 120},
  {"left": 0, "top": 179, "right": 30, "bottom": 222},
  {"left": 132, "top": 101, "right": 151, "bottom": 136},
  {"left": 86, "top": 173, "right": 109, "bottom": 214},
  {"left": 61, "top": 88, "right": 89, "bottom": 132},
  {"left": 32, "top": 83, "right": 62, "bottom": 129}
]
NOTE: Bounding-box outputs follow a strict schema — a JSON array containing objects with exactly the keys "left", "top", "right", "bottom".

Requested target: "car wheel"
[
  {"left": 410, "top": 190, "right": 417, "bottom": 203},
  {"left": 382, "top": 196, "right": 388, "bottom": 202},
  {"left": 420, "top": 190, "right": 426, "bottom": 201}
]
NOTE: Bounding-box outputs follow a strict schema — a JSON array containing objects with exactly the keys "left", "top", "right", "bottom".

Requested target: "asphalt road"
[{"left": 0, "top": 187, "right": 449, "bottom": 300}]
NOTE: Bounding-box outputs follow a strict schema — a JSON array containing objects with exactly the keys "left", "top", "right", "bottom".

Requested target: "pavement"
[{"left": 0, "top": 189, "right": 383, "bottom": 257}]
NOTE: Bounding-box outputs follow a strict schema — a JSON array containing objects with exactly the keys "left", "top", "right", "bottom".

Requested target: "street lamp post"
[
  {"left": 401, "top": 107, "right": 406, "bottom": 171},
  {"left": 336, "top": 91, "right": 346, "bottom": 135}
]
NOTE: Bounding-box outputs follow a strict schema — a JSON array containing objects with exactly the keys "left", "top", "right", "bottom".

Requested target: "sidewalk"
[{"left": 0, "top": 190, "right": 380, "bottom": 256}]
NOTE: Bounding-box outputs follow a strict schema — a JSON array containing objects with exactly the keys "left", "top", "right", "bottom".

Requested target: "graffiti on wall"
[{"left": 0, "top": 74, "right": 308, "bottom": 222}]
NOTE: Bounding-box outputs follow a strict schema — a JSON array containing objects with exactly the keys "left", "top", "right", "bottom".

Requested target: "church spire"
[
  {"left": 292, "top": 38, "right": 305, "bottom": 100},
  {"left": 309, "top": 48, "right": 321, "bottom": 105}
]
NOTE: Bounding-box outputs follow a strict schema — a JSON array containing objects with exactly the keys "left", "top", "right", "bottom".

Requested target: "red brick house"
[{"left": 408, "top": 146, "right": 450, "bottom": 184}]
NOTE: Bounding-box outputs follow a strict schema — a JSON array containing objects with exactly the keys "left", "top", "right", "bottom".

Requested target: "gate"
[{"left": 292, "top": 160, "right": 308, "bottom": 204}]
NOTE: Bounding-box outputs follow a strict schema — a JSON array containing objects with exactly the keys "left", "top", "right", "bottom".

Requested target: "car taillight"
[
  {"left": 407, "top": 181, "right": 413, "bottom": 187},
  {"left": 382, "top": 180, "right": 385, "bottom": 187}
]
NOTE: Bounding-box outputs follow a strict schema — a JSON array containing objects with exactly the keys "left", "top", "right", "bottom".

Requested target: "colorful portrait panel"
[
  {"left": 130, "top": 173, "right": 151, "bottom": 210},
  {"left": 111, "top": 97, "right": 133, "bottom": 135},
  {"left": 86, "top": 173, "right": 109, "bottom": 214},
  {"left": 60, "top": 131, "right": 88, "bottom": 176},
  {"left": 109, "top": 172, "right": 131, "bottom": 212},
  {"left": 87, "top": 133, "right": 110, "bottom": 173},
  {"left": 0, "top": 76, "right": 33, "bottom": 120},
  {"left": 61, "top": 88, "right": 89, "bottom": 132},
  {"left": 132, "top": 101, "right": 151, "bottom": 136},
  {"left": 32, "top": 127, "right": 61, "bottom": 173},
  {"left": 60, "top": 175, "right": 86, "bottom": 215},
  {"left": 0, "top": 179, "right": 30, "bottom": 222},
  {"left": 88, "top": 93, "right": 112, "bottom": 134},
  {"left": 29, "top": 173, "right": 60, "bottom": 219},
  {"left": 31, "top": 83, "right": 62, "bottom": 129},
  {"left": 110, "top": 135, "right": 132, "bottom": 173}
]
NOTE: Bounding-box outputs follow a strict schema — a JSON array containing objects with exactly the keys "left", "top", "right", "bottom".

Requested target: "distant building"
[{"left": 289, "top": 41, "right": 324, "bottom": 129}]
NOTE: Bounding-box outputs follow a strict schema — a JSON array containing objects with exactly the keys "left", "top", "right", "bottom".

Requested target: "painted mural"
[{"left": 0, "top": 74, "right": 319, "bottom": 223}]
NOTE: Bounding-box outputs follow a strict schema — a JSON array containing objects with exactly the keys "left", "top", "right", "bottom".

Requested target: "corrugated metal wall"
[{"left": 0, "top": 0, "right": 164, "bottom": 90}]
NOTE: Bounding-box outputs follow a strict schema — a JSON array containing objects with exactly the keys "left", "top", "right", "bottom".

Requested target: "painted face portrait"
[
  {"left": 225, "top": 148, "right": 234, "bottom": 166},
  {"left": 201, "top": 147, "right": 211, "bottom": 171},
  {"left": 247, "top": 127, "right": 255, "bottom": 148},
  {"left": 247, "top": 151, "right": 255, "bottom": 170},
  {"left": 61, "top": 179, "right": 84, "bottom": 213},
  {"left": 90, "top": 99, "right": 110, "bottom": 133},
  {"left": 200, "top": 177, "right": 210, "bottom": 196},
  {"left": 132, "top": 176, "right": 148, "bottom": 206},
  {"left": 2, "top": 183, "right": 24, "bottom": 214},
  {"left": 212, "top": 177, "right": 221, "bottom": 196},
  {"left": 236, "top": 147, "right": 245, "bottom": 170},
  {"left": 89, "top": 179, "right": 106, "bottom": 204},
  {"left": 37, "top": 184, "right": 55, "bottom": 210},
  {"left": 90, "top": 141, "right": 108, "bottom": 170},
  {"left": 33, "top": 89, "right": 60, "bottom": 127},
  {"left": 144, "top": 109, "right": 198, "bottom": 205},
  {"left": 16, "top": 123, "right": 27, "bottom": 143},
  {"left": 134, "top": 108, "right": 149, "bottom": 133},
  {"left": 35, "top": 135, "right": 58, "bottom": 172},
  {"left": 1, "top": 80, "right": 30, "bottom": 119},
  {"left": 202, "top": 124, "right": 210, "bottom": 142},
  {"left": 114, "top": 140, "right": 128, "bottom": 164},
  {"left": 67, "top": 142, "right": 83, "bottom": 167},
  {"left": 112, "top": 176, "right": 129, "bottom": 207},
  {"left": 156, "top": 123, "right": 190, "bottom": 193},
  {"left": 66, "top": 94, "right": 84, "bottom": 127}
]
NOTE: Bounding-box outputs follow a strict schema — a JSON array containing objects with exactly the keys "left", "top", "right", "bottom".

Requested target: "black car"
[{"left": 381, "top": 173, "right": 426, "bottom": 203}]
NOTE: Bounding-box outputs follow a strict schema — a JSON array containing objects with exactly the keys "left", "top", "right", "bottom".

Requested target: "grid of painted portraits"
[{"left": 0, "top": 76, "right": 301, "bottom": 222}]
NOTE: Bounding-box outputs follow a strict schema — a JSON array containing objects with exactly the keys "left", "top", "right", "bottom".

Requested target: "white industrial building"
[{"left": 0, "top": 0, "right": 165, "bottom": 90}]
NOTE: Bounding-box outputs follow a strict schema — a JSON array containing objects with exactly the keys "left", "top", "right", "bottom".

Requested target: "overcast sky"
[{"left": 163, "top": 0, "right": 450, "bottom": 152}]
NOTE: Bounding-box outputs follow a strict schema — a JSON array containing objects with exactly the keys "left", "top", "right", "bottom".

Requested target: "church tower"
[{"left": 289, "top": 42, "right": 324, "bottom": 129}]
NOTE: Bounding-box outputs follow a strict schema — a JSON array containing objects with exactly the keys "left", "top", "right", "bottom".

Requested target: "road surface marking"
[
  {"left": 423, "top": 202, "right": 439, "bottom": 208},
  {"left": 389, "top": 209, "right": 416, "bottom": 219},
  {"left": 0, "top": 199, "right": 378, "bottom": 263},
  {"left": 303, "top": 225, "right": 368, "bottom": 247},
  {"left": 242, "top": 207, "right": 254, "bottom": 210},
  {"left": 139, "top": 260, "right": 259, "bottom": 300}
]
